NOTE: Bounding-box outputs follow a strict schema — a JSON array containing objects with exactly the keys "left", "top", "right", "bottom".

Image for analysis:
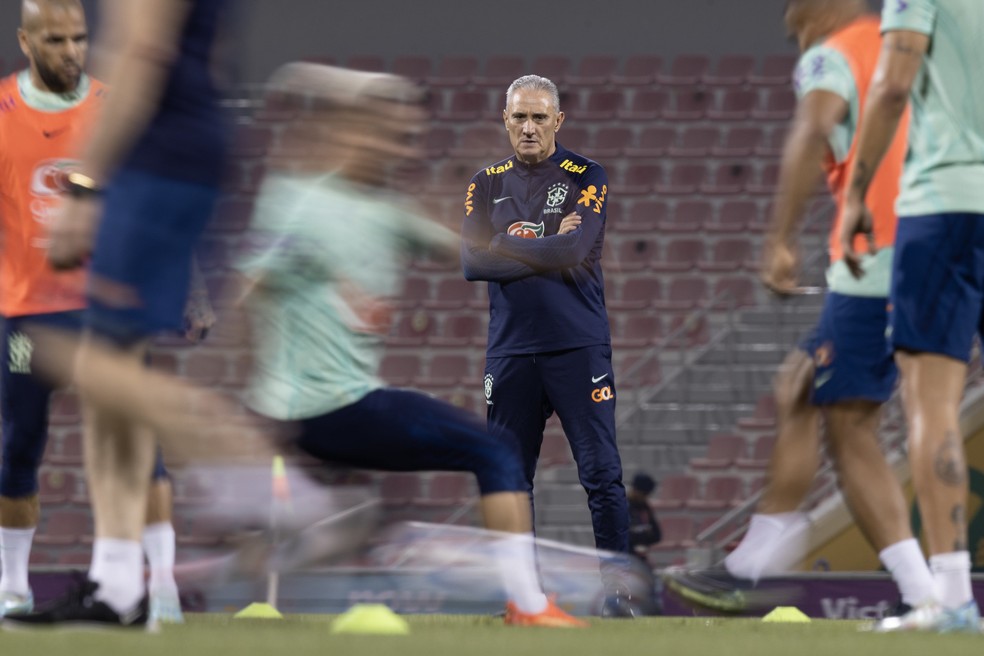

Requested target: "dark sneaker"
[
  {"left": 662, "top": 565, "right": 795, "bottom": 614},
  {"left": 2, "top": 577, "right": 149, "bottom": 631}
]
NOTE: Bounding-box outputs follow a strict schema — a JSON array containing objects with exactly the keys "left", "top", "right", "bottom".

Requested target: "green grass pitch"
[{"left": 0, "top": 613, "right": 980, "bottom": 656}]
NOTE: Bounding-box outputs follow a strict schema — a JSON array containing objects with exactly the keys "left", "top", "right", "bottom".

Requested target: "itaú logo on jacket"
[{"left": 507, "top": 221, "right": 544, "bottom": 239}]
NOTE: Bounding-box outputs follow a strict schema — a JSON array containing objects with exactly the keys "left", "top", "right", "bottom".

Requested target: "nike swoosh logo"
[
  {"left": 815, "top": 371, "right": 833, "bottom": 389},
  {"left": 492, "top": 196, "right": 512, "bottom": 204},
  {"left": 591, "top": 374, "right": 608, "bottom": 383},
  {"left": 43, "top": 127, "right": 68, "bottom": 139}
]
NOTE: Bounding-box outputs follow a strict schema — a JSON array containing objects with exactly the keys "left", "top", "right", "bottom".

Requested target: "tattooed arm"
[{"left": 839, "top": 30, "right": 929, "bottom": 278}]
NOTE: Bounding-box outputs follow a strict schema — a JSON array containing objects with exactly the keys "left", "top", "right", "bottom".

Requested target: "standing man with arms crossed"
[
  {"left": 3, "top": 0, "right": 230, "bottom": 630},
  {"left": 664, "top": 0, "right": 936, "bottom": 616},
  {"left": 841, "top": 0, "right": 984, "bottom": 633},
  {"left": 0, "top": 0, "right": 186, "bottom": 624},
  {"left": 461, "top": 75, "right": 630, "bottom": 610}
]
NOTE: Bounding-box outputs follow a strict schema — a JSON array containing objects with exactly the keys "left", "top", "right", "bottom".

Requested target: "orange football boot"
[{"left": 504, "top": 596, "right": 588, "bottom": 628}]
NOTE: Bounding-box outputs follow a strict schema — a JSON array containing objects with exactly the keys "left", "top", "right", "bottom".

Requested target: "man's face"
[
  {"left": 503, "top": 88, "right": 564, "bottom": 165},
  {"left": 342, "top": 100, "right": 427, "bottom": 186},
  {"left": 18, "top": 4, "right": 88, "bottom": 93}
]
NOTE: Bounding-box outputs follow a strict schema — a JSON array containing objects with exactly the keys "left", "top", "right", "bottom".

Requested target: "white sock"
[
  {"left": 0, "top": 527, "right": 35, "bottom": 596},
  {"left": 142, "top": 522, "right": 178, "bottom": 596},
  {"left": 929, "top": 551, "right": 973, "bottom": 610},
  {"left": 725, "top": 512, "right": 807, "bottom": 582},
  {"left": 89, "top": 538, "right": 145, "bottom": 614},
  {"left": 493, "top": 533, "right": 548, "bottom": 614},
  {"left": 879, "top": 539, "right": 935, "bottom": 606}
]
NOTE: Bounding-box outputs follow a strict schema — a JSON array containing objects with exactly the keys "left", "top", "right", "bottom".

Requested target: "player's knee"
[
  {"left": 0, "top": 460, "right": 40, "bottom": 498},
  {"left": 773, "top": 354, "right": 813, "bottom": 414},
  {"left": 473, "top": 449, "right": 526, "bottom": 495}
]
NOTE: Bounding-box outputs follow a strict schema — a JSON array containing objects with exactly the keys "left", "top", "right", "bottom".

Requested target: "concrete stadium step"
[
  {"left": 731, "top": 324, "right": 813, "bottom": 346},
  {"left": 634, "top": 402, "right": 755, "bottom": 427},
  {"left": 652, "top": 384, "right": 761, "bottom": 405},
  {"left": 679, "top": 363, "right": 776, "bottom": 390},
  {"left": 619, "top": 422, "right": 733, "bottom": 444},
  {"left": 536, "top": 524, "right": 596, "bottom": 548},
  {"left": 700, "top": 343, "right": 788, "bottom": 366},
  {"left": 538, "top": 504, "right": 592, "bottom": 525}
]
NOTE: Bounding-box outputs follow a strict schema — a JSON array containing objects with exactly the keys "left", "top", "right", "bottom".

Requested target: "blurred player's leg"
[{"left": 143, "top": 458, "right": 182, "bottom": 624}]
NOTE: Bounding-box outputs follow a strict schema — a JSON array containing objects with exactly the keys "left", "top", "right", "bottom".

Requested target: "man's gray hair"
[{"left": 505, "top": 75, "right": 560, "bottom": 111}]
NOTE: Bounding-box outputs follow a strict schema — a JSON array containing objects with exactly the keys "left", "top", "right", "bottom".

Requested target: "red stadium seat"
[
  {"left": 429, "top": 160, "right": 479, "bottom": 195},
  {"left": 612, "top": 314, "right": 663, "bottom": 349},
  {"left": 749, "top": 53, "right": 798, "bottom": 86},
  {"left": 38, "top": 468, "right": 75, "bottom": 505},
  {"left": 36, "top": 510, "right": 91, "bottom": 546},
  {"left": 475, "top": 55, "right": 526, "bottom": 87},
  {"left": 663, "top": 88, "right": 712, "bottom": 121},
  {"left": 654, "top": 277, "right": 709, "bottom": 311},
  {"left": 438, "top": 90, "right": 493, "bottom": 121},
  {"left": 706, "top": 200, "right": 757, "bottom": 234},
  {"left": 668, "top": 126, "right": 719, "bottom": 158},
  {"left": 688, "top": 476, "right": 744, "bottom": 510},
  {"left": 755, "top": 125, "right": 789, "bottom": 157},
  {"left": 747, "top": 163, "right": 781, "bottom": 196},
  {"left": 708, "top": 88, "right": 758, "bottom": 121},
  {"left": 618, "top": 162, "right": 662, "bottom": 196},
  {"left": 576, "top": 90, "right": 620, "bottom": 121},
  {"left": 661, "top": 201, "right": 709, "bottom": 234},
  {"left": 426, "top": 277, "right": 482, "bottom": 310},
  {"left": 649, "top": 516, "right": 696, "bottom": 551},
  {"left": 700, "top": 238, "right": 754, "bottom": 272},
  {"left": 386, "top": 310, "right": 436, "bottom": 347},
  {"left": 658, "top": 55, "right": 709, "bottom": 86},
  {"left": 738, "top": 395, "right": 778, "bottom": 431},
  {"left": 616, "top": 89, "right": 668, "bottom": 120},
  {"left": 612, "top": 237, "right": 657, "bottom": 271},
  {"left": 666, "top": 313, "right": 711, "bottom": 347},
  {"left": 557, "top": 126, "right": 590, "bottom": 154},
  {"left": 431, "top": 312, "right": 486, "bottom": 347},
  {"left": 752, "top": 88, "right": 797, "bottom": 120},
  {"left": 568, "top": 55, "right": 618, "bottom": 86},
  {"left": 619, "top": 199, "right": 669, "bottom": 233},
  {"left": 624, "top": 126, "right": 675, "bottom": 158},
  {"left": 714, "top": 277, "right": 758, "bottom": 308},
  {"left": 393, "top": 276, "right": 430, "bottom": 310},
  {"left": 651, "top": 475, "right": 698, "bottom": 510},
  {"left": 420, "top": 354, "right": 473, "bottom": 388},
  {"left": 737, "top": 434, "right": 776, "bottom": 470},
  {"left": 428, "top": 55, "right": 480, "bottom": 87},
  {"left": 700, "top": 162, "right": 751, "bottom": 195},
  {"left": 449, "top": 125, "right": 505, "bottom": 158},
  {"left": 379, "top": 354, "right": 421, "bottom": 387},
  {"left": 651, "top": 238, "right": 704, "bottom": 273},
  {"left": 607, "top": 276, "right": 663, "bottom": 312},
  {"left": 712, "top": 126, "right": 765, "bottom": 157},
  {"left": 656, "top": 163, "right": 706, "bottom": 195},
  {"left": 704, "top": 54, "right": 755, "bottom": 86},
  {"left": 691, "top": 434, "right": 747, "bottom": 470},
  {"left": 611, "top": 55, "right": 662, "bottom": 86},
  {"left": 392, "top": 55, "right": 432, "bottom": 81},
  {"left": 589, "top": 126, "right": 633, "bottom": 159}
]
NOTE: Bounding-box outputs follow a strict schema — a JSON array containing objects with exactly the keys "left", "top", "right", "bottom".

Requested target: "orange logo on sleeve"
[
  {"left": 464, "top": 182, "right": 475, "bottom": 216},
  {"left": 578, "top": 184, "right": 607, "bottom": 215}
]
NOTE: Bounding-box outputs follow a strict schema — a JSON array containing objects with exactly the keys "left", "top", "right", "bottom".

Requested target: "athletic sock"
[
  {"left": 89, "top": 538, "right": 145, "bottom": 614},
  {"left": 929, "top": 551, "right": 973, "bottom": 610},
  {"left": 0, "top": 527, "right": 35, "bottom": 596},
  {"left": 142, "top": 522, "right": 178, "bottom": 596},
  {"left": 879, "top": 538, "right": 935, "bottom": 606},
  {"left": 724, "top": 512, "right": 806, "bottom": 582},
  {"left": 494, "top": 533, "right": 548, "bottom": 614}
]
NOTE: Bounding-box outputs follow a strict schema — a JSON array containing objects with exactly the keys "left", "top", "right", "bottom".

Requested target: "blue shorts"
[
  {"left": 890, "top": 213, "right": 984, "bottom": 362},
  {"left": 294, "top": 388, "right": 526, "bottom": 495},
  {"left": 1, "top": 311, "right": 166, "bottom": 498},
  {"left": 87, "top": 169, "right": 219, "bottom": 345},
  {"left": 799, "top": 292, "right": 897, "bottom": 405}
]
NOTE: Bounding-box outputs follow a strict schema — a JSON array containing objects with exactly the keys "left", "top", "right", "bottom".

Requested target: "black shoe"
[
  {"left": 662, "top": 565, "right": 800, "bottom": 614},
  {"left": 600, "top": 590, "right": 643, "bottom": 618},
  {"left": 2, "top": 577, "right": 149, "bottom": 630}
]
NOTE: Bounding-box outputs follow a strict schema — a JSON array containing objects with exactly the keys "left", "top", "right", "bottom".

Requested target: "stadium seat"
[
  {"left": 568, "top": 55, "right": 618, "bottom": 86},
  {"left": 707, "top": 88, "right": 758, "bottom": 121},
  {"left": 749, "top": 53, "right": 798, "bottom": 86},
  {"left": 387, "top": 310, "right": 436, "bottom": 347},
  {"left": 737, "top": 395, "right": 778, "bottom": 430},
  {"left": 590, "top": 126, "right": 633, "bottom": 159},
  {"left": 393, "top": 275, "right": 430, "bottom": 310},
  {"left": 618, "top": 162, "right": 662, "bottom": 196},
  {"left": 611, "top": 54, "right": 662, "bottom": 86},
  {"left": 577, "top": 90, "right": 620, "bottom": 120},
  {"left": 752, "top": 88, "right": 797, "bottom": 120},
  {"left": 614, "top": 352, "right": 661, "bottom": 386},
  {"left": 668, "top": 126, "right": 719, "bottom": 158},
  {"left": 747, "top": 163, "right": 780, "bottom": 195},
  {"left": 612, "top": 314, "right": 663, "bottom": 349},
  {"left": 36, "top": 510, "right": 91, "bottom": 546},
  {"left": 530, "top": 55, "right": 572, "bottom": 83},
  {"left": 700, "top": 162, "right": 751, "bottom": 195},
  {"left": 379, "top": 353, "right": 422, "bottom": 387},
  {"left": 420, "top": 354, "right": 473, "bottom": 388},
  {"left": 623, "top": 126, "right": 675, "bottom": 158},
  {"left": 650, "top": 475, "right": 698, "bottom": 511},
  {"left": 703, "top": 54, "right": 755, "bottom": 86},
  {"left": 474, "top": 55, "right": 526, "bottom": 87},
  {"left": 558, "top": 126, "right": 590, "bottom": 154},
  {"left": 449, "top": 125, "right": 505, "bottom": 158},
  {"left": 658, "top": 55, "right": 709, "bottom": 86},
  {"left": 607, "top": 276, "right": 663, "bottom": 311},
  {"left": 663, "top": 88, "right": 712, "bottom": 121},
  {"left": 651, "top": 237, "right": 704, "bottom": 273},
  {"left": 688, "top": 476, "right": 744, "bottom": 510},
  {"left": 666, "top": 313, "right": 711, "bottom": 347},
  {"left": 431, "top": 312, "right": 485, "bottom": 347},
  {"left": 438, "top": 90, "right": 493, "bottom": 121},
  {"left": 616, "top": 89, "right": 668, "bottom": 120},
  {"left": 755, "top": 125, "right": 788, "bottom": 157},
  {"left": 613, "top": 237, "right": 657, "bottom": 271},
  {"left": 737, "top": 434, "right": 776, "bottom": 470},
  {"left": 345, "top": 55, "right": 386, "bottom": 72},
  {"left": 392, "top": 55, "right": 432, "bottom": 81},
  {"left": 49, "top": 392, "right": 80, "bottom": 425},
  {"left": 649, "top": 516, "right": 696, "bottom": 551},
  {"left": 691, "top": 434, "right": 746, "bottom": 470},
  {"left": 619, "top": 199, "right": 669, "bottom": 233},
  {"left": 714, "top": 277, "right": 758, "bottom": 308},
  {"left": 427, "top": 55, "right": 479, "bottom": 87},
  {"left": 38, "top": 468, "right": 75, "bottom": 505},
  {"left": 429, "top": 159, "right": 479, "bottom": 195},
  {"left": 712, "top": 126, "right": 765, "bottom": 157},
  {"left": 656, "top": 163, "right": 706, "bottom": 195},
  {"left": 654, "top": 277, "right": 709, "bottom": 311},
  {"left": 427, "top": 277, "right": 483, "bottom": 310},
  {"left": 379, "top": 473, "right": 422, "bottom": 508},
  {"left": 705, "top": 200, "right": 757, "bottom": 233},
  {"left": 699, "top": 238, "right": 754, "bottom": 272}
]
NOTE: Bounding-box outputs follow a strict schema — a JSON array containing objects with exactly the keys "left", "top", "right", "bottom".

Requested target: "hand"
[
  {"left": 760, "top": 239, "right": 800, "bottom": 296},
  {"left": 557, "top": 212, "right": 581, "bottom": 235},
  {"left": 839, "top": 195, "right": 876, "bottom": 279},
  {"left": 48, "top": 195, "right": 101, "bottom": 271},
  {"left": 183, "top": 290, "right": 216, "bottom": 343}
]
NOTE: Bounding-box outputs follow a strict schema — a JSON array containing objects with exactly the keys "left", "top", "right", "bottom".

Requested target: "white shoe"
[
  {"left": 871, "top": 601, "right": 981, "bottom": 634},
  {"left": 0, "top": 590, "right": 33, "bottom": 617},
  {"left": 149, "top": 589, "right": 184, "bottom": 625}
]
